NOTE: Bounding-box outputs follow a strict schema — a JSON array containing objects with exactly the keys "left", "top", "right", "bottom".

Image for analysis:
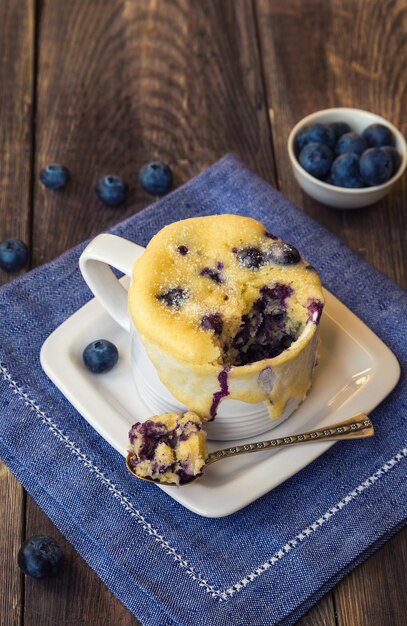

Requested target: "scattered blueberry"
[
  {"left": 39, "top": 164, "right": 70, "bottom": 190},
  {"left": 0, "top": 239, "right": 28, "bottom": 272},
  {"left": 331, "top": 154, "right": 365, "bottom": 188},
  {"left": 266, "top": 242, "right": 300, "bottom": 265},
  {"left": 236, "top": 247, "right": 264, "bottom": 269},
  {"left": 83, "top": 339, "right": 119, "bottom": 374},
  {"left": 95, "top": 175, "right": 128, "bottom": 206},
  {"left": 201, "top": 313, "right": 223, "bottom": 335},
  {"left": 156, "top": 287, "right": 187, "bottom": 308},
  {"left": 200, "top": 267, "right": 223, "bottom": 284},
  {"left": 298, "top": 143, "right": 334, "bottom": 179},
  {"left": 328, "top": 121, "right": 352, "bottom": 139},
  {"left": 295, "top": 123, "right": 336, "bottom": 153},
  {"left": 362, "top": 123, "right": 396, "bottom": 148},
  {"left": 335, "top": 132, "right": 369, "bottom": 156},
  {"left": 139, "top": 161, "right": 173, "bottom": 195},
  {"left": 359, "top": 148, "right": 393, "bottom": 186},
  {"left": 18, "top": 535, "right": 63, "bottom": 579},
  {"left": 177, "top": 245, "right": 188, "bottom": 256},
  {"left": 380, "top": 146, "right": 401, "bottom": 175}
]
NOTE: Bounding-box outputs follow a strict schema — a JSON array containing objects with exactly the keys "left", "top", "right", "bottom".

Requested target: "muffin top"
[{"left": 129, "top": 214, "right": 323, "bottom": 366}]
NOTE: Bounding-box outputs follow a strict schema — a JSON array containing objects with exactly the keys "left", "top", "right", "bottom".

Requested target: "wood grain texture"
[
  {"left": 255, "top": 0, "right": 407, "bottom": 288},
  {"left": 255, "top": 1, "right": 407, "bottom": 625},
  {"left": 334, "top": 526, "right": 407, "bottom": 626},
  {"left": 31, "top": 0, "right": 276, "bottom": 265},
  {"left": 0, "top": 1, "right": 35, "bottom": 625}
]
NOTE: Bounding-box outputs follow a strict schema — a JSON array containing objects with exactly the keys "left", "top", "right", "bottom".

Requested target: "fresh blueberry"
[
  {"left": 18, "top": 535, "right": 63, "bottom": 579},
  {"left": 380, "top": 146, "right": 401, "bottom": 175},
  {"left": 83, "top": 339, "right": 119, "bottom": 374},
  {"left": 236, "top": 247, "right": 264, "bottom": 269},
  {"left": 39, "top": 164, "right": 70, "bottom": 190},
  {"left": 139, "top": 161, "right": 173, "bottom": 195},
  {"left": 335, "top": 132, "right": 369, "bottom": 156},
  {"left": 201, "top": 313, "right": 223, "bottom": 335},
  {"left": 266, "top": 242, "right": 300, "bottom": 265},
  {"left": 177, "top": 245, "right": 188, "bottom": 256},
  {"left": 0, "top": 239, "right": 28, "bottom": 272},
  {"left": 362, "top": 123, "right": 396, "bottom": 148},
  {"left": 359, "top": 148, "right": 393, "bottom": 186},
  {"left": 95, "top": 175, "right": 128, "bottom": 206},
  {"left": 298, "top": 142, "right": 334, "bottom": 179},
  {"left": 295, "top": 123, "right": 336, "bottom": 153},
  {"left": 331, "top": 154, "right": 365, "bottom": 188},
  {"left": 328, "top": 121, "right": 352, "bottom": 139},
  {"left": 156, "top": 287, "right": 187, "bottom": 308}
]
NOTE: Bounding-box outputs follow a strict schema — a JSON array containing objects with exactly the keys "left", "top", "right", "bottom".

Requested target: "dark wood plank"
[
  {"left": 255, "top": 0, "right": 407, "bottom": 287},
  {"left": 31, "top": 0, "right": 276, "bottom": 264},
  {"left": 24, "top": 1, "right": 276, "bottom": 624},
  {"left": 334, "top": 526, "right": 407, "bottom": 626},
  {"left": 0, "top": 1, "right": 35, "bottom": 624},
  {"left": 255, "top": 1, "right": 407, "bottom": 625}
]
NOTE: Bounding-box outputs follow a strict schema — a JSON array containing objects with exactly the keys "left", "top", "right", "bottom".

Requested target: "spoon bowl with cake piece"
[{"left": 126, "top": 411, "right": 374, "bottom": 486}]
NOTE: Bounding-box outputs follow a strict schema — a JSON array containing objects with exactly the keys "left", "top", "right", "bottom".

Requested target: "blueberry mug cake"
[{"left": 128, "top": 215, "right": 324, "bottom": 422}]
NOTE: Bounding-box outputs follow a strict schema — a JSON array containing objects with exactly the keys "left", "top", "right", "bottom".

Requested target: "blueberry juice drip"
[{"left": 210, "top": 367, "right": 231, "bottom": 418}]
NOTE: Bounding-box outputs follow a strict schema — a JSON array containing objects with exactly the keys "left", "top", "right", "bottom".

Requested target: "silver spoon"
[{"left": 126, "top": 413, "right": 374, "bottom": 486}]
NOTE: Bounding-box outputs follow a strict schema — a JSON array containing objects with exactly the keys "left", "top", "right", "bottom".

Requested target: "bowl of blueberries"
[{"left": 287, "top": 107, "right": 406, "bottom": 209}]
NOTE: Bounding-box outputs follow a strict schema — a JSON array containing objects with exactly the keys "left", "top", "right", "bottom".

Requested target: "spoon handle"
[{"left": 206, "top": 413, "right": 374, "bottom": 466}]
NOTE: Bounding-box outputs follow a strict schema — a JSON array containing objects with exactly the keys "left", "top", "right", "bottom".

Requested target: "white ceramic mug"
[{"left": 79, "top": 233, "right": 308, "bottom": 441}]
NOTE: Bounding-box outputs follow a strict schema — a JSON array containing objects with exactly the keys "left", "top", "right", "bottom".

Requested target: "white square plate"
[{"left": 40, "top": 289, "right": 400, "bottom": 517}]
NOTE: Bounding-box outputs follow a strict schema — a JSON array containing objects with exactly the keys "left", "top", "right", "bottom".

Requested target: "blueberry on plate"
[
  {"left": 335, "top": 132, "right": 369, "bottom": 156},
  {"left": 328, "top": 121, "right": 352, "bottom": 139},
  {"left": 95, "top": 175, "right": 128, "bottom": 206},
  {"left": 298, "top": 142, "right": 334, "bottom": 179},
  {"left": 0, "top": 239, "right": 28, "bottom": 272},
  {"left": 331, "top": 153, "right": 366, "bottom": 188},
  {"left": 139, "top": 161, "right": 173, "bottom": 195},
  {"left": 362, "top": 123, "right": 396, "bottom": 148},
  {"left": 39, "top": 164, "right": 70, "bottom": 190},
  {"left": 359, "top": 148, "right": 393, "bottom": 186},
  {"left": 295, "top": 123, "right": 336, "bottom": 153},
  {"left": 83, "top": 339, "right": 119, "bottom": 373},
  {"left": 18, "top": 535, "right": 63, "bottom": 579}
]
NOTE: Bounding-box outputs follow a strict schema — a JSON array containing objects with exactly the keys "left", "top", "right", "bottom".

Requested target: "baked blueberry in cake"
[
  {"left": 127, "top": 412, "right": 208, "bottom": 485},
  {"left": 129, "top": 215, "right": 324, "bottom": 421}
]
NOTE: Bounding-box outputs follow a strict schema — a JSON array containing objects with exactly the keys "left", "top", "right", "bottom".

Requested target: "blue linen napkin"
[{"left": 0, "top": 154, "right": 406, "bottom": 626}]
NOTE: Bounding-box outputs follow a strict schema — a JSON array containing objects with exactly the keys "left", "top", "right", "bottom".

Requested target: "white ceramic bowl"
[{"left": 287, "top": 107, "right": 407, "bottom": 209}]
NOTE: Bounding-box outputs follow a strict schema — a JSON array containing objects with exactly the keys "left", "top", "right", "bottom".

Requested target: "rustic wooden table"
[{"left": 1, "top": 1, "right": 406, "bottom": 625}]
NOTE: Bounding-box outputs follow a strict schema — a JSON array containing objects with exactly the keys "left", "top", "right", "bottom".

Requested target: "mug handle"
[{"left": 79, "top": 233, "right": 145, "bottom": 332}]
